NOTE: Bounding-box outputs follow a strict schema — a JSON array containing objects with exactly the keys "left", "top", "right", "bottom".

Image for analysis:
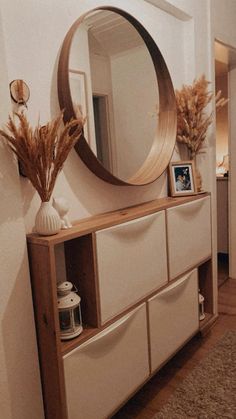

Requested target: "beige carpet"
[{"left": 154, "top": 330, "right": 236, "bottom": 419}]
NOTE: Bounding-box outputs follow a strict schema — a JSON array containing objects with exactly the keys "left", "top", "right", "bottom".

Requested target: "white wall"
[
  {"left": 0, "top": 0, "right": 189, "bottom": 234},
  {"left": 70, "top": 24, "right": 97, "bottom": 154},
  {"left": 111, "top": 45, "right": 158, "bottom": 179},
  {"left": 211, "top": 0, "right": 236, "bottom": 278},
  {"left": 0, "top": 0, "right": 235, "bottom": 418},
  {"left": 0, "top": 8, "right": 44, "bottom": 419},
  {"left": 215, "top": 72, "right": 228, "bottom": 166},
  {"left": 89, "top": 46, "right": 117, "bottom": 171},
  {"left": 228, "top": 67, "right": 236, "bottom": 278},
  {"left": 211, "top": 0, "right": 236, "bottom": 47}
]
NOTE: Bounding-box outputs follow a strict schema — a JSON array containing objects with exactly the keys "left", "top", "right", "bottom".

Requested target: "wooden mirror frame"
[{"left": 57, "top": 6, "right": 177, "bottom": 186}]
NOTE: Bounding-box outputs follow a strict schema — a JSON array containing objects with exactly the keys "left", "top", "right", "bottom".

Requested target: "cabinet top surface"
[
  {"left": 216, "top": 177, "right": 228, "bottom": 182},
  {"left": 27, "top": 193, "right": 210, "bottom": 247}
]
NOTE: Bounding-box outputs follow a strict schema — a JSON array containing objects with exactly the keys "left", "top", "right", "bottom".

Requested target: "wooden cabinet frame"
[{"left": 27, "top": 193, "right": 216, "bottom": 419}]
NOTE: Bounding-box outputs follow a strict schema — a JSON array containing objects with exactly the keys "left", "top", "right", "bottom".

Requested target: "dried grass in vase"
[
  {"left": 176, "top": 74, "right": 228, "bottom": 159},
  {"left": 0, "top": 111, "right": 84, "bottom": 202}
]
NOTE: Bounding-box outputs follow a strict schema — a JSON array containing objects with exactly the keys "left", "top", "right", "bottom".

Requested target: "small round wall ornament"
[{"left": 9, "top": 79, "right": 30, "bottom": 107}]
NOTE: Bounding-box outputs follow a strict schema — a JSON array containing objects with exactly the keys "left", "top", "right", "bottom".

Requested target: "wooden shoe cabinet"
[{"left": 27, "top": 193, "right": 216, "bottom": 419}]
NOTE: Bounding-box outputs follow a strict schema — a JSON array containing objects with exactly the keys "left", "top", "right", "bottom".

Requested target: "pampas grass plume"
[{"left": 0, "top": 111, "right": 84, "bottom": 201}]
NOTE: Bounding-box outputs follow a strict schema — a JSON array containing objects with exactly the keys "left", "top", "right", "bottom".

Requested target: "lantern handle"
[{"left": 72, "top": 283, "right": 78, "bottom": 293}]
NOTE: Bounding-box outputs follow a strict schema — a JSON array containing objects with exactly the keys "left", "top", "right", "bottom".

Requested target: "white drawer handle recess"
[
  {"left": 172, "top": 198, "right": 207, "bottom": 217},
  {"left": 76, "top": 305, "right": 144, "bottom": 355},
  {"left": 156, "top": 271, "right": 194, "bottom": 299},
  {"left": 100, "top": 213, "right": 163, "bottom": 238}
]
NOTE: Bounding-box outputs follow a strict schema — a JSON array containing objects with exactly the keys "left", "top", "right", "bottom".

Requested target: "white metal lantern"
[
  {"left": 199, "top": 291, "right": 205, "bottom": 321},
  {"left": 57, "top": 281, "right": 83, "bottom": 340}
]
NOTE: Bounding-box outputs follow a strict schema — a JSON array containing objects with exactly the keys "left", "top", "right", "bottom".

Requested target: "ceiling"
[{"left": 85, "top": 10, "right": 144, "bottom": 57}]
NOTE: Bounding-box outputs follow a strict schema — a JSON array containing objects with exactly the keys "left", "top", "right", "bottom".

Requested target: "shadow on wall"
[
  {"left": 18, "top": 140, "right": 168, "bottom": 225},
  {"left": 0, "top": 144, "right": 24, "bottom": 224},
  {"left": 62, "top": 148, "right": 168, "bottom": 214},
  {"left": 20, "top": 176, "right": 38, "bottom": 219},
  {"left": 1, "top": 247, "right": 44, "bottom": 419},
  {"left": 0, "top": 143, "right": 44, "bottom": 419},
  {"left": 18, "top": 43, "right": 168, "bottom": 230},
  {"left": 0, "top": 142, "right": 37, "bottom": 226}
]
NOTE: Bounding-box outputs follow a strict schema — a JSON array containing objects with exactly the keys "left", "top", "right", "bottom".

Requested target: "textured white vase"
[{"left": 35, "top": 201, "right": 61, "bottom": 236}]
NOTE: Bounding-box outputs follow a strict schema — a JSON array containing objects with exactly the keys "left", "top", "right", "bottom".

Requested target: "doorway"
[
  {"left": 215, "top": 40, "right": 236, "bottom": 286},
  {"left": 93, "top": 94, "right": 113, "bottom": 172}
]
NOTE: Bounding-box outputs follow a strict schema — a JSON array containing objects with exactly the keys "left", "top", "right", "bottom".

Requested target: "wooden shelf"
[
  {"left": 198, "top": 259, "right": 214, "bottom": 315},
  {"left": 27, "top": 194, "right": 210, "bottom": 247},
  {"left": 199, "top": 312, "right": 212, "bottom": 327},
  {"left": 199, "top": 313, "right": 218, "bottom": 335},
  {"left": 61, "top": 325, "right": 100, "bottom": 356}
]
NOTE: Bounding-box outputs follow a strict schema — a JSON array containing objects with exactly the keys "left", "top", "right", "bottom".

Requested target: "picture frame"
[
  {"left": 68, "top": 69, "right": 89, "bottom": 143},
  {"left": 168, "top": 160, "right": 197, "bottom": 197}
]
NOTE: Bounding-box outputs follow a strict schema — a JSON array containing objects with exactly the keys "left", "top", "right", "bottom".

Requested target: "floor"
[{"left": 112, "top": 277, "right": 236, "bottom": 419}]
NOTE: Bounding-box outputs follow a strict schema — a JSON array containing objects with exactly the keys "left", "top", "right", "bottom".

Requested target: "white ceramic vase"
[{"left": 35, "top": 201, "right": 61, "bottom": 236}]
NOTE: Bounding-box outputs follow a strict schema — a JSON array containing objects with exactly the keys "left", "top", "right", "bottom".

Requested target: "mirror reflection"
[{"left": 68, "top": 10, "right": 159, "bottom": 180}]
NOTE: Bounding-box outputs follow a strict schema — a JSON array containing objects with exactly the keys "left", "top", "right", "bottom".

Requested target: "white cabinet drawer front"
[
  {"left": 167, "top": 196, "right": 211, "bottom": 280},
  {"left": 63, "top": 304, "right": 149, "bottom": 419},
  {"left": 96, "top": 211, "right": 168, "bottom": 324},
  {"left": 148, "top": 269, "right": 199, "bottom": 373}
]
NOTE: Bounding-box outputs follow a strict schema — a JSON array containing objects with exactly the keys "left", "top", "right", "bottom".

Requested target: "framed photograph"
[
  {"left": 168, "top": 160, "right": 197, "bottom": 197},
  {"left": 68, "top": 69, "right": 89, "bottom": 143}
]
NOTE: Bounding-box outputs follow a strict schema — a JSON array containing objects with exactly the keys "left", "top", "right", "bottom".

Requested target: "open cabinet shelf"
[{"left": 198, "top": 258, "right": 218, "bottom": 334}]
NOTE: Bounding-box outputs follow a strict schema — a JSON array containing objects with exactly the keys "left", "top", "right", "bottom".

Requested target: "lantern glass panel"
[
  {"left": 59, "top": 310, "right": 73, "bottom": 332},
  {"left": 74, "top": 306, "right": 82, "bottom": 327}
]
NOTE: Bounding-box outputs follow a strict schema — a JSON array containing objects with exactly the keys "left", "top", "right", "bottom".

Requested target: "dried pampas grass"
[
  {"left": 176, "top": 75, "right": 228, "bottom": 158},
  {"left": 0, "top": 111, "right": 84, "bottom": 202}
]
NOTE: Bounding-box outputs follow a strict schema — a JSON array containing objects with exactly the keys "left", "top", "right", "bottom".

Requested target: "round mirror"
[{"left": 58, "top": 7, "right": 176, "bottom": 186}]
